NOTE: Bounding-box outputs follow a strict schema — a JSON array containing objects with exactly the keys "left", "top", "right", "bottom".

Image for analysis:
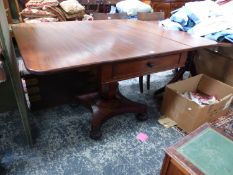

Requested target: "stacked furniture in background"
[
  {"left": 150, "top": 0, "right": 200, "bottom": 18},
  {"left": 19, "top": 0, "right": 123, "bottom": 19},
  {"left": 19, "top": 0, "right": 86, "bottom": 23},
  {"left": 3, "top": 0, "right": 22, "bottom": 24}
]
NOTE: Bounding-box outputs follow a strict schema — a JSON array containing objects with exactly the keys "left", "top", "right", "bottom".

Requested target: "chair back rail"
[
  {"left": 137, "top": 12, "right": 165, "bottom": 21},
  {"left": 92, "top": 12, "right": 128, "bottom": 20}
]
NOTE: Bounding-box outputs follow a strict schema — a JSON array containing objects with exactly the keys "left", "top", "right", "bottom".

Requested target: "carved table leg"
[{"left": 78, "top": 82, "right": 147, "bottom": 140}]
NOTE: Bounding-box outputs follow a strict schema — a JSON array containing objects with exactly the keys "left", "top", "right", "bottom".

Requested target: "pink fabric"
[
  {"left": 26, "top": 0, "right": 59, "bottom": 9},
  {"left": 136, "top": 133, "right": 149, "bottom": 142}
]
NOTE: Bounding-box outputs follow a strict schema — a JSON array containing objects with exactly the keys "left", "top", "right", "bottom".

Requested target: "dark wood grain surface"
[
  {"left": 0, "top": 65, "right": 5, "bottom": 82},
  {"left": 12, "top": 20, "right": 217, "bottom": 74},
  {"left": 0, "top": 47, "right": 6, "bottom": 82}
]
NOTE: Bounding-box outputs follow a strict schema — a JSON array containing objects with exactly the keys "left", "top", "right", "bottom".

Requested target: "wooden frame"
[
  {"left": 161, "top": 123, "right": 233, "bottom": 175},
  {"left": 3, "top": 0, "right": 22, "bottom": 24},
  {"left": 3, "top": 0, "right": 13, "bottom": 24},
  {"left": 0, "top": 1, "right": 33, "bottom": 145}
]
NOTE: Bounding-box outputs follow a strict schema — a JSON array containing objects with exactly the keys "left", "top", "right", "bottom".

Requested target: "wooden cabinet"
[
  {"left": 151, "top": 2, "right": 171, "bottom": 18},
  {"left": 151, "top": 0, "right": 198, "bottom": 18},
  {"left": 170, "top": 2, "right": 185, "bottom": 11}
]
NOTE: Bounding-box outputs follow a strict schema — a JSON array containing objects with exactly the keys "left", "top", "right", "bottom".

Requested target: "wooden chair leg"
[
  {"left": 0, "top": 164, "right": 6, "bottom": 174},
  {"left": 146, "top": 74, "right": 150, "bottom": 90},
  {"left": 139, "top": 76, "right": 143, "bottom": 93}
]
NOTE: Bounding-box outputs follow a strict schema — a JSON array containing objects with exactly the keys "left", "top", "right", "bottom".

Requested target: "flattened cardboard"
[
  {"left": 158, "top": 117, "right": 177, "bottom": 128},
  {"left": 161, "top": 74, "right": 233, "bottom": 133}
]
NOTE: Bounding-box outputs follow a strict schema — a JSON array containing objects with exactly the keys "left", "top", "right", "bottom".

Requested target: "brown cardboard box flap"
[
  {"left": 167, "top": 74, "right": 201, "bottom": 93},
  {"left": 161, "top": 74, "right": 233, "bottom": 133},
  {"left": 197, "top": 75, "right": 233, "bottom": 99}
]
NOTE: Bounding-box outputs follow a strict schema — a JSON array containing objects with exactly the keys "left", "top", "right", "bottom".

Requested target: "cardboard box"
[
  {"left": 195, "top": 48, "right": 233, "bottom": 86},
  {"left": 161, "top": 74, "right": 233, "bottom": 133}
]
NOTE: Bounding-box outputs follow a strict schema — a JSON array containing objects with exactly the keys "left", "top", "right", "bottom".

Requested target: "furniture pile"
[{"left": 19, "top": 0, "right": 93, "bottom": 23}]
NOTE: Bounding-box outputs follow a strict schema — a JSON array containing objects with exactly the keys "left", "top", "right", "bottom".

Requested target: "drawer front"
[{"left": 101, "top": 53, "right": 187, "bottom": 84}]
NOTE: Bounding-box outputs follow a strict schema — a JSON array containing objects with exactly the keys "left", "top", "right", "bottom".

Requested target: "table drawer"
[{"left": 101, "top": 53, "right": 187, "bottom": 83}]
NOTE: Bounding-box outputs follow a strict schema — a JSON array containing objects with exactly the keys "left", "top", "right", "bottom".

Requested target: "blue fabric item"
[
  {"left": 185, "top": 10, "right": 201, "bottom": 24},
  {"left": 128, "top": 15, "right": 137, "bottom": 20},
  {"left": 170, "top": 7, "right": 189, "bottom": 26},
  {"left": 182, "top": 18, "right": 195, "bottom": 32},
  {"left": 109, "top": 6, "right": 117, "bottom": 14},
  {"left": 225, "top": 35, "right": 233, "bottom": 43},
  {"left": 170, "top": 7, "right": 196, "bottom": 32},
  {"left": 159, "top": 19, "right": 183, "bottom": 31},
  {"left": 205, "top": 30, "right": 233, "bottom": 43}
]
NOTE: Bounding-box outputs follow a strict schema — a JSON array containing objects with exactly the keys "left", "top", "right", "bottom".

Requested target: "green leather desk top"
[{"left": 177, "top": 128, "right": 233, "bottom": 175}]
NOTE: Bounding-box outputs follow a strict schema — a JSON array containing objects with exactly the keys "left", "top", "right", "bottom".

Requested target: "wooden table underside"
[{"left": 12, "top": 20, "right": 217, "bottom": 140}]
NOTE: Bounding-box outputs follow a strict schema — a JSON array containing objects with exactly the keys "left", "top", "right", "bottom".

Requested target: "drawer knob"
[{"left": 147, "top": 62, "right": 154, "bottom": 68}]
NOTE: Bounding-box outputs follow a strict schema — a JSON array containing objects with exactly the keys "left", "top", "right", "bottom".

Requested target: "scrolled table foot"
[{"left": 90, "top": 128, "right": 102, "bottom": 140}]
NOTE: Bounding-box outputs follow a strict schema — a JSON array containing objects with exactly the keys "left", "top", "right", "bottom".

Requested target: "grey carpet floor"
[{"left": 0, "top": 71, "right": 183, "bottom": 175}]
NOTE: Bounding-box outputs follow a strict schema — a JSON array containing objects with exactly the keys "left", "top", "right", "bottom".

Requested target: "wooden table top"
[{"left": 12, "top": 20, "right": 217, "bottom": 74}]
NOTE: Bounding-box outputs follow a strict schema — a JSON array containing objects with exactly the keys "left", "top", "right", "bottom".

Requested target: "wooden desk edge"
[
  {"left": 19, "top": 50, "right": 191, "bottom": 75},
  {"left": 162, "top": 123, "right": 233, "bottom": 175}
]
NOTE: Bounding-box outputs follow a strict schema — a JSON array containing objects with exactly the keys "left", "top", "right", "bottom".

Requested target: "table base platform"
[{"left": 77, "top": 89, "right": 147, "bottom": 140}]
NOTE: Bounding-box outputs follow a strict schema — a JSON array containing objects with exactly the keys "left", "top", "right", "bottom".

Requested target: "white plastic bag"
[{"left": 116, "top": 0, "right": 153, "bottom": 16}]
